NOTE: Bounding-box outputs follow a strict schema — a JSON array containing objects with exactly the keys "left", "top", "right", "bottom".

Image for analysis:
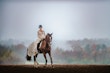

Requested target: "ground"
[{"left": 0, "top": 64, "right": 110, "bottom": 73}]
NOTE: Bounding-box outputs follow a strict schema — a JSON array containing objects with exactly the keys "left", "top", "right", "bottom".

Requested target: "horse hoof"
[
  {"left": 34, "top": 65, "right": 39, "bottom": 68},
  {"left": 34, "top": 62, "right": 39, "bottom": 65},
  {"left": 37, "top": 63, "right": 39, "bottom": 65}
]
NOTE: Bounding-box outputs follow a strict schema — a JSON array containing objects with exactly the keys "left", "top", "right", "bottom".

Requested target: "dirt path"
[{"left": 0, "top": 64, "right": 110, "bottom": 73}]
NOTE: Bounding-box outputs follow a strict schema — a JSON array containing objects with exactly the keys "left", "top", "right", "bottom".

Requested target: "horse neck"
[{"left": 45, "top": 35, "right": 50, "bottom": 44}]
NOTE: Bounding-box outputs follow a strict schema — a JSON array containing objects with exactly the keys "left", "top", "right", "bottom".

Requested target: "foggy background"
[{"left": 0, "top": 0, "right": 110, "bottom": 65}]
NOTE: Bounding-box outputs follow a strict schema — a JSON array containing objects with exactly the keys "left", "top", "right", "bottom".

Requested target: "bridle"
[{"left": 46, "top": 33, "right": 52, "bottom": 45}]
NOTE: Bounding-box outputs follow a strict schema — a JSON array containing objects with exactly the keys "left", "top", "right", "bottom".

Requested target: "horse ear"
[{"left": 51, "top": 33, "right": 53, "bottom": 35}]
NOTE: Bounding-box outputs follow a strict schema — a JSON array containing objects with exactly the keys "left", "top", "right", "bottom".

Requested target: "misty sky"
[{"left": 0, "top": 0, "right": 110, "bottom": 41}]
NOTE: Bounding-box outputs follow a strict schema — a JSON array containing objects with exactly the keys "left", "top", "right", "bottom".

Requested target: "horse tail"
[{"left": 26, "top": 48, "right": 32, "bottom": 61}]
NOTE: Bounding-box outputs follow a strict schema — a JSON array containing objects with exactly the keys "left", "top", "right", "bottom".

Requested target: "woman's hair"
[{"left": 39, "top": 25, "right": 42, "bottom": 28}]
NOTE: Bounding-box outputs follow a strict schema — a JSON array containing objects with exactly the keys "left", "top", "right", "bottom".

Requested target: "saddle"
[{"left": 37, "top": 39, "right": 50, "bottom": 53}]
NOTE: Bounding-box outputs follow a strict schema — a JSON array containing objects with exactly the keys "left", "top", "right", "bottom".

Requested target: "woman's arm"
[{"left": 37, "top": 31, "right": 41, "bottom": 39}]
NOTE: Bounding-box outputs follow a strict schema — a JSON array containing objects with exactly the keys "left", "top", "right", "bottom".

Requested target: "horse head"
[{"left": 46, "top": 33, "right": 53, "bottom": 43}]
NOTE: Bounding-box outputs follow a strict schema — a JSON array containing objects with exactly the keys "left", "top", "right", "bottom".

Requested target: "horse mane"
[{"left": 45, "top": 34, "right": 49, "bottom": 42}]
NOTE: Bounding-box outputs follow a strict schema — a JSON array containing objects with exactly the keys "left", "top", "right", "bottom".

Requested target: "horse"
[{"left": 26, "top": 33, "right": 53, "bottom": 67}]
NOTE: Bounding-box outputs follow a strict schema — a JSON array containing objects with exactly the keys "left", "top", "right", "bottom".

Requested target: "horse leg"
[
  {"left": 48, "top": 52, "right": 53, "bottom": 66},
  {"left": 43, "top": 53, "right": 47, "bottom": 65},
  {"left": 34, "top": 54, "right": 39, "bottom": 67}
]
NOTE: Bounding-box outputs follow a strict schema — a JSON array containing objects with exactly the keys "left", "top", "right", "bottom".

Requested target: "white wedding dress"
[{"left": 27, "top": 30, "right": 45, "bottom": 56}]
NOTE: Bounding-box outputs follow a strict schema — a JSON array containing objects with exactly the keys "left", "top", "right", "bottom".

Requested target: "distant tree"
[
  {"left": 85, "top": 44, "right": 91, "bottom": 54},
  {"left": 101, "top": 44, "right": 107, "bottom": 49}
]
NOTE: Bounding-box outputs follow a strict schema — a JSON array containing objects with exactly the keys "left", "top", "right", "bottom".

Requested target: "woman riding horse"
[{"left": 26, "top": 25, "right": 53, "bottom": 67}]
